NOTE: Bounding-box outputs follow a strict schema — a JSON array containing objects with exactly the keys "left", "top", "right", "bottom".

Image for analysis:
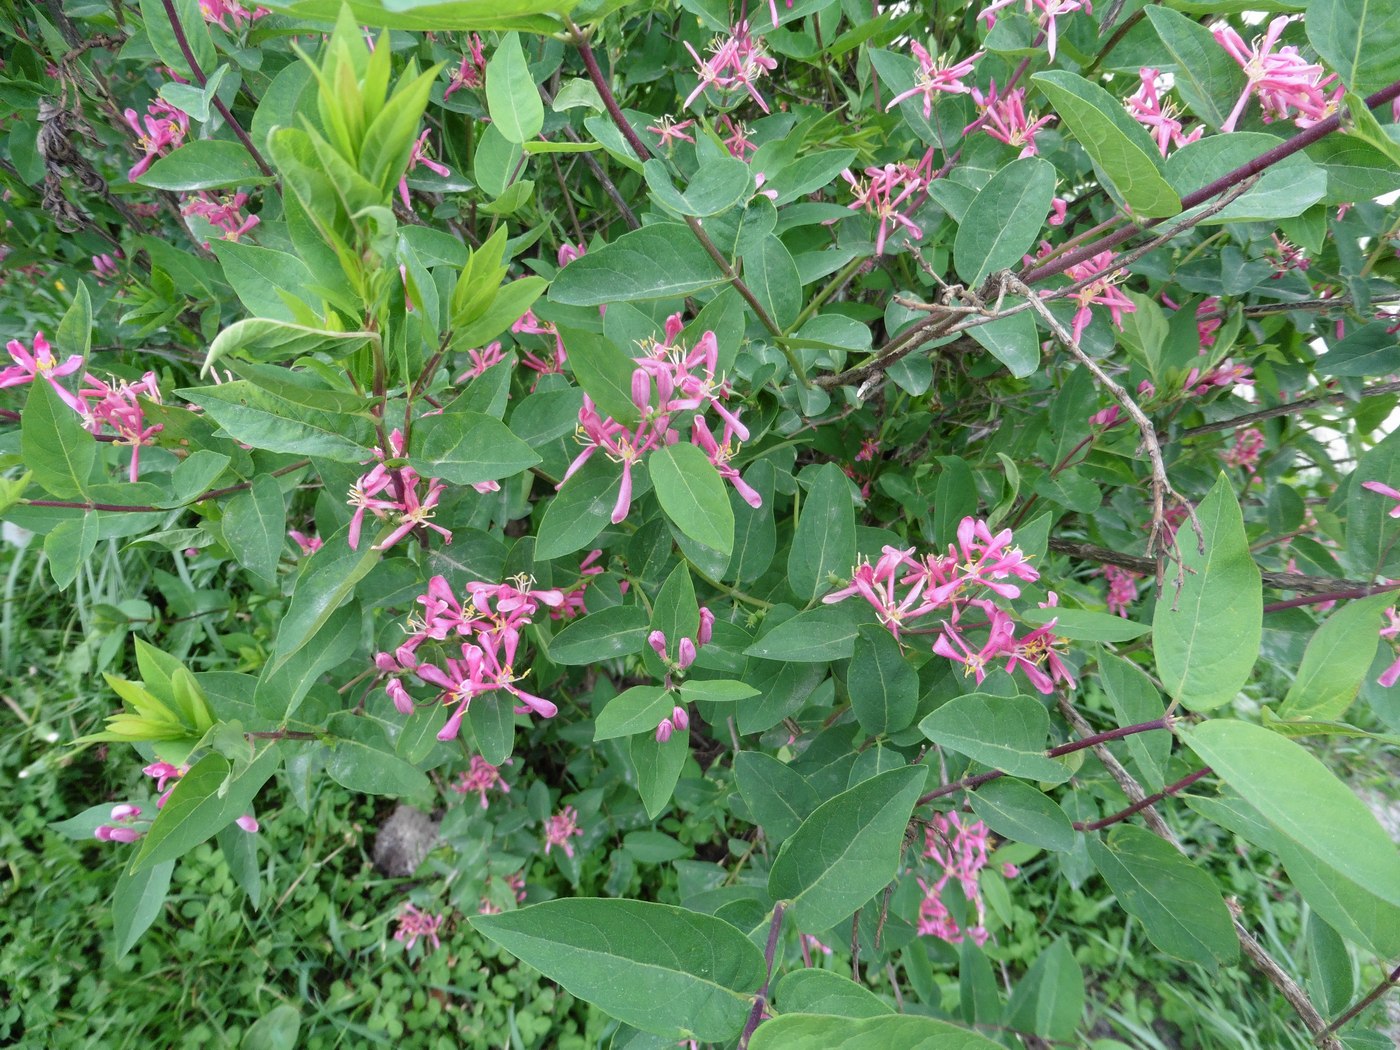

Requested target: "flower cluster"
[
  {"left": 1221, "top": 427, "right": 1266, "bottom": 474},
  {"left": 346, "top": 428, "right": 453, "bottom": 551},
  {"left": 684, "top": 21, "right": 777, "bottom": 113},
  {"left": 886, "top": 43, "right": 981, "bottom": 117},
  {"left": 95, "top": 761, "right": 258, "bottom": 843},
  {"left": 1040, "top": 248, "right": 1134, "bottom": 344},
  {"left": 824, "top": 518, "right": 1075, "bottom": 694},
  {"left": 647, "top": 606, "right": 714, "bottom": 741},
  {"left": 183, "top": 191, "right": 260, "bottom": 245},
  {"left": 443, "top": 34, "right": 487, "bottom": 100},
  {"left": 123, "top": 99, "right": 188, "bottom": 182},
  {"left": 1184, "top": 358, "right": 1253, "bottom": 397},
  {"left": 544, "top": 805, "right": 583, "bottom": 858},
  {"left": 1215, "top": 16, "right": 1339, "bottom": 133},
  {"left": 375, "top": 574, "right": 564, "bottom": 742},
  {"left": 393, "top": 903, "right": 444, "bottom": 952},
  {"left": 198, "top": 0, "right": 268, "bottom": 31},
  {"left": 2, "top": 333, "right": 164, "bottom": 481},
  {"left": 559, "top": 316, "right": 758, "bottom": 523},
  {"left": 511, "top": 307, "right": 567, "bottom": 380},
  {"left": 839, "top": 154, "right": 933, "bottom": 256},
  {"left": 1102, "top": 564, "right": 1141, "bottom": 618},
  {"left": 916, "top": 812, "right": 1016, "bottom": 945},
  {"left": 1125, "top": 68, "right": 1203, "bottom": 157},
  {"left": 969, "top": 80, "right": 1055, "bottom": 158},
  {"left": 453, "top": 755, "right": 511, "bottom": 809}
]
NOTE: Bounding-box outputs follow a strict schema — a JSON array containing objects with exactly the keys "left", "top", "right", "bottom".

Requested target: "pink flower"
[
  {"left": 198, "top": 0, "right": 268, "bottom": 30},
  {"left": 182, "top": 191, "right": 259, "bottom": 243},
  {"left": 1102, "top": 564, "right": 1140, "bottom": 617},
  {"left": 1215, "top": 16, "right": 1337, "bottom": 133},
  {"left": 840, "top": 155, "right": 931, "bottom": 255},
  {"left": 398, "top": 131, "right": 452, "bottom": 209},
  {"left": 123, "top": 99, "right": 188, "bottom": 182},
  {"left": 443, "top": 35, "right": 487, "bottom": 99},
  {"left": 1048, "top": 197, "right": 1067, "bottom": 226},
  {"left": 886, "top": 43, "right": 981, "bottom": 118},
  {"left": 2, "top": 331, "right": 85, "bottom": 412},
  {"left": 454, "top": 755, "right": 510, "bottom": 809},
  {"left": 544, "top": 805, "right": 583, "bottom": 858},
  {"left": 684, "top": 21, "right": 777, "bottom": 113},
  {"left": 1125, "top": 68, "right": 1203, "bottom": 157},
  {"left": 1062, "top": 250, "right": 1135, "bottom": 344},
  {"left": 394, "top": 903, "right": 444, "bottom": 952},
  {"left": 647, "top": 115, "right": 696, "bottom": 147},
  {"left": 79, "top": 371, "right": 164, "bottom": 481},
  {"left": 455, "top": 341, "right": 504, "bottom": 382},
  {"left": 968, "top": 80, "right": 1055, "bottom": 158},
  {"left": 1363, "top": 481, "right": 1400, "bottom": 519},
  {"left": 767, "top": 0, "right": 793, "bottom": 25},
  {"left": 1222, "top": 427, "right": 1266, "bottom": 473}
]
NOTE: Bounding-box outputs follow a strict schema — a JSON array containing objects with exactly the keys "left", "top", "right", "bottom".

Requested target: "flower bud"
[
  {"left": 387, "top": 679, "right": 415, "bottom": 715},
  {"left": 677, "top": 637, "right": 696, "bottom": 670},
  {"left": 110, "top": 804, "right": 141, "bottom": 822},
  {"left": 655, "top": 718, "right": 674, "bottom": 743},
  {"left": 697, "top": 607, "right": 714, "bottom": 646},
  {"left": 235, "top": 814, "right": 260, "bottom": 834},
  {"left": 672, "top": 705, "right": 689, "bottom": 731},
  {"left": 648, "top": 630, "right": 668, "bottom": 659}
]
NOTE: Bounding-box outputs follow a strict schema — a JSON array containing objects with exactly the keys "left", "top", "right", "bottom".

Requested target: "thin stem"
[
  {"left": 738, "top": 902, "right": 785, "bottom": 1049},
  {"left": 1073, "top": 766, "right": 1212, "bottom": 832},
  {"left": 1180, "top": 380, "right": 1400, "bottom": 438},
  {"left": 1318, "top": 962, "right": 1400, "bottom": 1041},
  {"left": 158, "top": 0, "right": 273, "bottom": 179},
  {"left": 1264, "top": 584, "right": 1400, "bottom": 614},
  {"left": 917, "top": 718, "right": 1172, "bottom": 806},
  {"left": 248, "top": 730, "right": 319, "bottom": 740}
]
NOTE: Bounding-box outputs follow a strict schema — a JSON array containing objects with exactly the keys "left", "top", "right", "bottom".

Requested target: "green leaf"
[
  {"left": 140, "top": 0, "right": 216, "bottom": 83},
  {"left": 1088, "top": 825, "right": 1239, "bottom": 971},
  {"left": 325, "top": 712, "right": 432, "bottom": 798},
  {"left": 1018, "top": 607, "right": 1150, "bottom": 643},
  {"left": 1003, "top": 938, "right": 1084, "bottom": 1042},
  {"left": 774, "top": 970, "right": 894, "bottom": 1019},
  {"left": 848, "top": 625, "right": 919, "bottom": 735},
  {"left": 240, "top": 1005, "right": 301, "bottom": 1050},
  {"left": 550, "top": 605, "right": 650, "bottom": 664},
  {"left": 473, "top": 898, "right": 764, "bottom": 1040},
  {"left": 679, "top": 679, "right": 757, "bottom": 703},
  {"left": 735, "top": 751, "right": 821, "bottom": 842},
  {"left": 649, "top": 561, "right": 699, "bottom": 657},
  {"left": 549, "top": 224, "right": 725, "bottom": 305},
  {"left": 649, "top": 443, "right": 734, "bottom": 556},
  {"left": 919, "top": 694, "right": 1070, "bottom": 783},
  {"left": 1307, "top": 0, "right": 1400, "bottom": 94},
  {"left": 222, "top": 474, "right": 285, "bottom": 586},
  {"left": 749, "top": 1012, "right": 1003, "bottom": 1049},
  {"left": 1278, "top": 592, "right": 1393, "bottom": 721},
  {"left": 744, "top": 605, "right": 863, "bottom": 662},
  {"left": 970, "top": 779, "right": 1075, "bottom": 852},
  {"left": 1098, "top": 652, "right": 1170, "bottom": 791},
  {"left": 969, "top": 307, "right": 1040, "bottom": 378},
  {"left": 131, "top": 747, "right": 280, "bottom": 872},
  {"left": 1347, "top": 427, "right": 1400, "bottom": 576},
  {"left": 54, "top": 282, "right": 92, "bottom": 361},
  {"left": 268, "top": 541, "right": 380, "bottom": 674},
  {"left": 594, "top": 685, "right": 674, "bottom": 741},
  {"left": 113, "top": 858, "right": 174, "bottom": 959},
  {"left": 1164, "top": 133, "right": 1327, "bottom": 223},
  {"left": 485, "top": 32, "right": 543, "bottom": 144},
  {"left": 204, "top": 320, "right": 374, "bottom": 372},
  {"left": 44, "top": 515, "right": 98, "bottom": 590},
  {"left": 537, "top": 459, "right": 620, "bottom": 561},
  {"left": 254, "top": 602, "right": 361, "bottom": 722},
  {"left": 1152, "top": 474, "right": 1261, "bottom": 710},
  {"left": 264, "top": 0, "right": 573, "bottom": 33},
  {"left": 769, "top": 765, "right": 927, "bottom": 933},
  {"left": 136, "top": 140, "right": 272, "bottom": 191},
  {"left": 468, "top": 693, "right": 515, "bottom": 765},
  {"left": 22, "top": 379, "right": 94, "bottom": 498},
  {"left": 407, "top": 408, "right": 541, "bottom": 485},
  {"left": 1143, "top": 6, "right": 1248, "bottom": 130},
  {"left": 211, "top": 241, "right": 316, "bottom": 322},
  {"left": 159, "top": 63, "right": 229, "bottom": 124},
  {"left": 643, "top": 155, "right": 751, "bottom": 217},
  {"left": 1317, "top": 322, "right": 1400, "bottom": 377},
  {"left": 1183, "top": 720, "right": 1400, "bottom": 908},
  {"left": 954, "top": 157, "right": 1056, "bottom": 287},
  {"left": 559, "top": 325, "right": 640, "bottom": 426},
  {"left": 1031, "top": 71, "right": 1181, "bottom": 218},
  {"left": 456, "top": 276, "right": 547, "bottom": 348},
  {"left": 178, "top": 381, "right": 375, "bottom": 463},
  {"left": 631, "top": 727, "right": 689, "bottom": 818},
  {"left": 744, "top": 235, "right": 803, "bottom": 330},
  {"left": 1305, "top": 912, "right": 1355, "bottom": 1017},
  {"left": 788, "top": 463, "right": 856, "bottom": 601}
]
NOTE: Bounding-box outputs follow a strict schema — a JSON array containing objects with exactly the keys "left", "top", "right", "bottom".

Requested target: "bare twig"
[{"left": 1181, "top": 380, "right": 1400, "bottom": 439}]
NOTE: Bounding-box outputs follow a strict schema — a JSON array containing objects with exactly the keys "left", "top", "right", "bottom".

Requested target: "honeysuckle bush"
[{"left": 6, "top": 0, "right": 1400, "bottom": 1044}]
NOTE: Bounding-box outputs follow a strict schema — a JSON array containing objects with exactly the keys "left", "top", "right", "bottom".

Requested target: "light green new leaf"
[
  {"left": 919, "top": 694, "right": 1070, "bottom": 783},
  {"left": 749, "top": 1012, "right": 1003, "bottom": 1049},
  {"left": 1152, "top": 474, "right": 1261, "bottom": 710},
  {"left": 1307, "top": 0, "right": 1400, "bottom": 95},
  {"left": 549, "top": 224, "right": 726, "bottom": 305},
  {"left": 1088, "top": 825, "right": 1239, "bottom": 971},
  {"left": 1183, "top": 720, "right": 1400, "bottom": 908},
  {"left": 1031, "top": 71, "right": 1181, "bottom": 218},
  {"left": 769, "top": 765, "right": 927, "bottom": 933},
  {"left": 650, "top": 443, "right": 734, "bottom": 555},
  {"left": 486, "top": 32, "right": 543, "bottom": 143},
  {"left": 788, "top": 463, "right": 856, "bottom": 601},
  {"left": 1278, "top": 592, "right": 1393, "bottom": 721},
  {"left": 472, "top": 898, "right": 765, "bottom": 1041},
  {"left": 954, "top": 156, "right": 1056, "bottom": 287}
]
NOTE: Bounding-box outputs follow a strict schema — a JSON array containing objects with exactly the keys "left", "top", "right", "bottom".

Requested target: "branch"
[
  {"left": 1004, "top": 273, "right": 1203, "bottom": 583},
  {"left": 1048, "top": 539, "right": 1400, "bottom": 598},
  {"left": 1318, "top": 962, "right": 1400, "bottom": 1042},
  {"left": 1180, "top": 380, "right": 1400, "bottom": 439},
  {"left": 1072, "top": 766, "right": 1212, "bottom": 832},
  {"left": 158, "top": 0, "right": 274, "bottom": 180},
  {"left": 738, "top": 902, "right": 785, "bottom": 1049}
]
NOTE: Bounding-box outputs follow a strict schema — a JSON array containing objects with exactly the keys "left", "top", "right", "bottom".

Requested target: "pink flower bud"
[
  {"left": 374, "top": 651, "right": 399, "bottom": 672},
  {"left": 648, "top": 630, "right": 668, "bottom": 658},
  {"left": 677, "top": 637, "right": 696, "bottom": 670},
  {"left": 697, "top": 607, "right": 714, "bottom": 646},
  {"left": 110, "top": 804, "right": 141, "bottom": 821},
  {"left": 387, "top": 679, "right": 415, "bottom": 715},
  {"left": 663, "top": 312, "right": 685, "bottom": 345},
  {"left": 235, "top": 814, "right": 259, "bottom": 834},
  {"left": 672, "top": 705, "right": 689, "bottom": 731},
  {"left": 655, "top": 718, "right": 674, "bottom": 743}
]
